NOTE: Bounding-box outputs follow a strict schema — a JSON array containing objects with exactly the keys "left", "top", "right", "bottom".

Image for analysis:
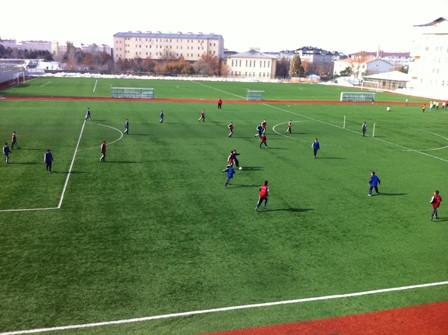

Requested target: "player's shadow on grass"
[
  {"left": 267, "top": 208, "right": 313, "bottom": 213},
  {"left": 11, "top": 162, "right": 40, "bottom": 165},
  {"left": 106, "top": 160, "right": 140, "bottom": 164},
  {"left": 238, "top": 166, "right": 263, "bottom": 171},
  {"left": 376, "top": 192, "right": 407, "bottom": 196},
  {"left": 231, "top": 184, "right": 260, "bottom": 188},
  {"left": 259, "top": 147, "right": 287, "bottom": 150}
]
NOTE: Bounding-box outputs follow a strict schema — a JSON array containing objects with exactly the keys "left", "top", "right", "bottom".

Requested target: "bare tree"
[
  {"left": 198, "top": 53, "right": 222, "bottom": 76},
  {"left": 193, "top": 58, "right": 212, "bottom": 75},
  {"left": 301, "top": 60, "right": 313, "bottom": 75},
  {"left": 275, "top": 57, "right": 290, "bottom": 78}
]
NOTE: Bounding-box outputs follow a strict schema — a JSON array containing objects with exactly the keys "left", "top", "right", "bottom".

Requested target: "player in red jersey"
[
  {"left": 222, "top": 151, "right": 234, "bottom": 171},
  {"left": 255, "top": 180, "right": 269, "bottom": 210},
  {"left": 259, "top": 133, "right": 267, "bottom": 148},
  {"left": 430, "top": 190, "right": 442, "bottom": 220}
]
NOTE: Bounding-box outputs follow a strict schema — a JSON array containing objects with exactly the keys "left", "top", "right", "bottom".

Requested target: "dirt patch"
[
  {"left": 202, "top": 301, "right": 448, "bottom": 335},
  {"left": 2, "top": 95, "right": 420, "bottom": 106}
]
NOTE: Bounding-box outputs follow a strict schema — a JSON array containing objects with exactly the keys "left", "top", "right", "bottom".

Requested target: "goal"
[
  {"left": 111, "top": 87, "right": 155, "bottom": 99},
  {"left": 247, "top": 90, "right": 264, "bottom": 101},
  {"left": 340, "top": 91, "right": 376, "bottom": 102}
]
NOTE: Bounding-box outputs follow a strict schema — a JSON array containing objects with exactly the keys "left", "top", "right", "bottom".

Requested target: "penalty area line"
[
  {"left": 57, "top": 119, "right": 86, "bottom": 208},
  {"left": 0, "top": 120, "right": 86, "bottom": 213},
  {"left": 2, "top": 280, "right": 447, "bottom": 334}
]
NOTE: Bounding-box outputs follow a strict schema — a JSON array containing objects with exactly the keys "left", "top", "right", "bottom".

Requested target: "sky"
[{"left": 1, "top": 0, "right": 447, "bottom": 54}]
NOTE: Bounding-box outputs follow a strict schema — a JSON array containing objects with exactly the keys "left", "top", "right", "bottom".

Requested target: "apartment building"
[
  {"left": 113, "top": 31, "right": 224, "bottom": 62},
  {"left": 0, "top": 39, "right": 52, "bottom": 52},
  {"left": 407, "top": 17, "right": 448, "bottom": 98},
  {"left": 294, "top": 47, "right": 340, "bottom": 77},
  {"left": 226, "top": 49, "right": 277, "bottom": 79}
]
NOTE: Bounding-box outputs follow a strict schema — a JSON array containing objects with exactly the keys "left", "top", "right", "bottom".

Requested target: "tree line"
[
  {"left": 1, "top": 43, "right": 350, "bottom": 79},
  {"left": 1, "top": 43, "right": 229, "bottom": 76}
]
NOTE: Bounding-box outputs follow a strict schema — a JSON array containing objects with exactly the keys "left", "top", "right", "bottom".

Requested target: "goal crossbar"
[
  {"left": 111, "top": 87, "right": 154, "bottom": 99},
  {"left": 247, "top": 90, "right": 264, "bottom": 101},
  {"left": 340, "top": 91, "right": 375, "bottom": 102}
]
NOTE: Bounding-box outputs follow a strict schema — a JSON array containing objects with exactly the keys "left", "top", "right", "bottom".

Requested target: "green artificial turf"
[{"left": 0, "top": 78, "right": 446, "bottom": 334}]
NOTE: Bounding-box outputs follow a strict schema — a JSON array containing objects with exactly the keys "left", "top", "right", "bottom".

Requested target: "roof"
[
  {"left": 350, "top": 51, "right": 411, "bottom": 57},
  {"left": 363, "top": 71, "right": 410, "bottom": 81},
  {"left": 114, "top": 31, "right": 222, "bottom": 40},
  {"left": 336, "top": 57, "right": 391, "bottom": 65},
  {"left": 229, "top": 49, "right": 276, "bottom": 59}
]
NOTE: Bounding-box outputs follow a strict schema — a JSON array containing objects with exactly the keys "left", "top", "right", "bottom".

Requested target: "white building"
[
  {"left": 113, "top": 31, "right": 224, "bottom": 62},
  {"left": 0, "top": 39, "right": 52, "bottom": 52},
  {"left": 349, "top": 51, "right": 411, "bottom": 68},
  {"left": 407, "top": 17, "right": 448, "bottom": 99},
  {"left": 362, "top": 71, "right": 411, "bottom": 91},
  {"left": 333, "top": 57, "right": 395, "bottom": 79},
  {"left": 226, "top": 49, "right": 277, "bottom": 79}
]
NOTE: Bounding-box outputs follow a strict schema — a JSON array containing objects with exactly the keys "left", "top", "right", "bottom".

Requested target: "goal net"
[
  {"left": 247, "top": 90, "right": 264, "bottom": 101},
  {"left": 111, "top": 87, "right": 154, "bottom": 99},
  {"left": 340, "top": 91, "right": 376, "bottom": 102}
]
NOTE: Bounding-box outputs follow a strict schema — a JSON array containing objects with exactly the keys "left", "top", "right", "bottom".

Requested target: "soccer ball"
[{"left": 239, "top": 167, "right": 242, "bottom": 170}]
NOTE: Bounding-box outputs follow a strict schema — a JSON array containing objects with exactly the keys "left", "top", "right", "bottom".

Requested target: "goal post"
[
  {"left": 111, "top": 87, "right": 154, "bottom": 99},
  {"left": 247, "top": 90, "right": 264, "bottom": 101},
  {"left": 340, "top": 91, "right": 376, "bottom": 102}
]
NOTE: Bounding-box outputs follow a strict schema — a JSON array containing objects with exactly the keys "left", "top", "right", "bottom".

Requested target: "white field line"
[
  {"left": 57, "top": 119, "right": 87, "bottom": 208},
  {"left": 93, "top": 79, "right": 98, "bottom": 93},
  {"left": 0, "top": 120, "right": 87, "bottom": 213},
  {"left": 96, "top": 123, "right": 124, "bottom": 145},
  {"left": 0, "top": 122, "right": 123, "bottom": 213},
  {"left": 420, "top": 131, "right": 448, "bottom": 151},
  {"left": 268, "top": 104, "right": 448, "bottom": 163},
  {"left": 0, "top": 207, "right": 58, "bottom": 213},
  {"left": 1, "top": 88, "right": 445, "bottom": 333},
  {"left": 191, "top": 81, "right": 246, "bottom": 99},
  {"left": 187, "top": 83, "right": 448, "bottom": 161},
  {"left": 40, "top": 81, "right": 51, "bottom": 88},
  {"left": 1, "top": 280, "right": 447, "bottom": 335}
]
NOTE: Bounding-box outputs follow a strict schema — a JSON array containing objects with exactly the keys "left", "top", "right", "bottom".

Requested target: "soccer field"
[{"left": 0, "top": 77, "right": 447, "bottom": 334}]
